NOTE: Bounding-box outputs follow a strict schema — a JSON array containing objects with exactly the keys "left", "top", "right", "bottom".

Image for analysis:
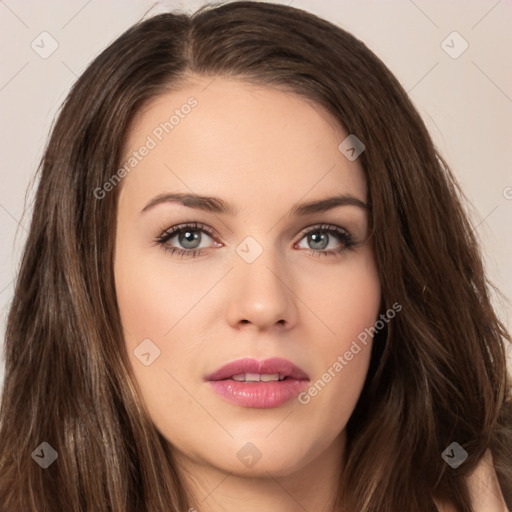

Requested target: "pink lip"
[{"left": 205, "top": 357, "right": 310, "bottom": 408}]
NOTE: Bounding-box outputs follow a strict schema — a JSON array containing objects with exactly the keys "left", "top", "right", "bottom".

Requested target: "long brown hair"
[{"left": 1, "top": 2, "right": 510, "bottom": 511}]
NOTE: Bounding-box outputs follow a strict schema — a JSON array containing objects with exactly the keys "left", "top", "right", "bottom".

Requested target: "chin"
[
  {"left": 225, "top": 452, "right": 311, "bottom": 478},
  {"left": 220, "top": 437, "right": 319, "bottom": 478}
]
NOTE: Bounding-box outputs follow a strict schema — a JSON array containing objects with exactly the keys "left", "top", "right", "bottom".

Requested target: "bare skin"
[
  {"left": 113, "top": 76, "right": 507, "bottom": 511},
  {"left": 436, "top": 450, "right": 509, "bottom": 512}
]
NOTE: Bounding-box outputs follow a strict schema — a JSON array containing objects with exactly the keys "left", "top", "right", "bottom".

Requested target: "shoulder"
[
  {"left": 466, "top": 449, "right": 509, "bottom": 511},
  {"left": 435, "top": 449, "right": 509, "bottom": 512}
]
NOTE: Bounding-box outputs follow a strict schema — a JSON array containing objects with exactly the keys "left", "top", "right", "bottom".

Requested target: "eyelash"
[{"left": 155, "top": 221, "right": 356, "bottom": 259}]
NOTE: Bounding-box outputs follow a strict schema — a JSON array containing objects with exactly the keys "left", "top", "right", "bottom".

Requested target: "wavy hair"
[{"left": 0, "top": 1, "right": 510, "bottom": 510}]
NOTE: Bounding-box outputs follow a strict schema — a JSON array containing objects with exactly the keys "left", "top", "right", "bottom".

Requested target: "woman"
[{"left": 0, "top": 2, "right": 510, "bottom": 511}]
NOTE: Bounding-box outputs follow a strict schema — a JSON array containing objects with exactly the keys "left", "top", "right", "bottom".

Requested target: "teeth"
[
  {"left": 231, "top": 373, "right": 282, "bottom": 382},
  {"left": 260, "top": 373, "right": 280, "bottom": 382}
]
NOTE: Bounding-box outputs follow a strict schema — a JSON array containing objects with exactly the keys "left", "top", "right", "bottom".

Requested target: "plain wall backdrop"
[{"left": 0, "top": 0, "right": 511, "bottom": 387}]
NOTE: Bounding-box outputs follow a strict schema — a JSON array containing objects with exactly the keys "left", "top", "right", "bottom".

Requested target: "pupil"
[
  {"left": 309, "top": 232, "right": 328, "bottom": 250},
  {"left": 180, "top": 230, "right": 200, "bottom": 249}
]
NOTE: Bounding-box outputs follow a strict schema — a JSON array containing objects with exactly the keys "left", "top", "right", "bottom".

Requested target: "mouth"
[
  {"left": 230, "top": 373, "right": 288, "bottom": 382},
  {"left": 205, "top": 357, "right": 310, "bottom": 408},
  {"left": 205, "top": 357, "right": 310, "bottom": 382}
]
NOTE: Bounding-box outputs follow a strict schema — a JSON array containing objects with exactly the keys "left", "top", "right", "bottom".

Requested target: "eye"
[
  {"left": 295, "top": 223, "right": 356, "bottom": 258},
  {"left": 155, "top": 222, "right": 219, "bottom": 258},
  {"left": 155, "top": 222, "right": 356, "bottom": 259}
]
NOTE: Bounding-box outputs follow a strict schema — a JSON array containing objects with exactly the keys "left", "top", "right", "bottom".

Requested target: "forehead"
[{"left": 120, "top": 76, "right": 367, "bottom": 206}]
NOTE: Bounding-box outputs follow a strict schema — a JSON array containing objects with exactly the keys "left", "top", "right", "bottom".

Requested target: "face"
[{"left": 113, "top": 76, "right": 381, "bottom": 479}]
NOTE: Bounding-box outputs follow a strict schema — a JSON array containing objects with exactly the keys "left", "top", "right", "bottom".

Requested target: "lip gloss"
[{"left": 208, "top": 378, "right": 309, "bottom": 408}]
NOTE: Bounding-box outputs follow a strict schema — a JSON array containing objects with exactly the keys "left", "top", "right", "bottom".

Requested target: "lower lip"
[{"left": 207, "top": 379, "right": 309, "bottom": 408}]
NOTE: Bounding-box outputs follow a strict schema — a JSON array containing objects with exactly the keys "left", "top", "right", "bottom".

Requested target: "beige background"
[{"left": 0, "top": 0, "right": 511, "bottom": 386}]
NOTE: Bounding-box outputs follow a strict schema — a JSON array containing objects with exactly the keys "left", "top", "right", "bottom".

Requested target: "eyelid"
[
  {"left": 156, "top": 221, "right": 357, "bottom": 260},
  {"left": 296, "top": 222, "right": 349, "bottom": 238},
  {"left": 157, "top": 221, "right": 352, "bottom": 244},
  {"left": 158, "top": 221, "right": 217, "bottom": 242}
]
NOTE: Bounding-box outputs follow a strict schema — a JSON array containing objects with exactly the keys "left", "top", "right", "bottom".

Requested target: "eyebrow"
[{"left": 140, "top": 192, "right": 369, "bottom": 217}]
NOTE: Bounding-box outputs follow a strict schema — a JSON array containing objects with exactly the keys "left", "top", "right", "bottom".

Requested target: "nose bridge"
[
  {"left": 227, "top": 232, "right": 297, "bottom": 329},
  {"left": 236, "top": 233, "right": 289, "bottom": 298}
]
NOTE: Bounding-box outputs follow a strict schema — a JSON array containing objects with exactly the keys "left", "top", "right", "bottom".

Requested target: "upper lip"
[{"left": 205, "top": 357, "right": 310, "bottom": 381}]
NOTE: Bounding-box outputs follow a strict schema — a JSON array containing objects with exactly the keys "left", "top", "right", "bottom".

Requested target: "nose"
[{"left": 225, "top": 247, "right": 299, "bottom": 332}]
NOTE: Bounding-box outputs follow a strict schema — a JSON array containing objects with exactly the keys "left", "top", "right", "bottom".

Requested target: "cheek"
[
  {"left": 114, "top": 238, "right": 205, "bottom": 345},
  {"left": 300, "top": 247, "right": 381, "bottom": 347},
  {"left": 115, "top": 268, "right": 178, "bottom": 343},
  {"left": 296, "top": 249, "right": 381, "bottom": 423},
  {"left": 113, "top": 245, "right": 205, "bottom": 433},
  {"left": 113, "top": 236, "right": 213, "bottom": 401}
]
